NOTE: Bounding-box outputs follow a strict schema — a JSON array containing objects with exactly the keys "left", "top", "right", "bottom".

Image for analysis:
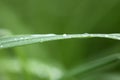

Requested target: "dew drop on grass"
[
  {"left": 46, "top": 34, "right": 56, "bottom": 36},
  {"left": 104, "top": 35, "right": 109, "bottom": 37},
  {"left": 63, "top": 34, "right": 67, "bottom": 37},
  {"left": 42, "top": 34, "right": 56, "bottom": 36},
  {"left": 84, "top": 33, "right": 88, "bottom": 35}
]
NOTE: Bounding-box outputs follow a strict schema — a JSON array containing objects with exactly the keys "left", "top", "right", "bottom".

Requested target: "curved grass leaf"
[
  {"left": 62, "top": 53, "right": 120, "bottom": 79},
  {"left": 0, "top": 33, "right": 120, "bottom": 49}
]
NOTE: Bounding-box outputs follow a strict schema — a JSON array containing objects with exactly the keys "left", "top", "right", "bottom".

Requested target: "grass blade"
[
  {"left": 0, "top": 33, "right": 120, "bottom": 49},
  {"left": 61, "top": 53, "right": 120, "bottom": 79}
]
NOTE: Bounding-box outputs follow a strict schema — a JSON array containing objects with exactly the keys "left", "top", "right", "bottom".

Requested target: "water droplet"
[
  {"left": 32, "top": 34, "right": 56, "bottom": 37},
  {"left": 46, "top": 34, "right": 56, "bottom": 36},
  {"left": 84, "top": 33, "right": 88, "bottom": 35},
  {"left": 104, "top": 35, "right": 109, "bottom": 37},
  {"left": 63, "top": 34, "right": 67, "bottom": 37}
]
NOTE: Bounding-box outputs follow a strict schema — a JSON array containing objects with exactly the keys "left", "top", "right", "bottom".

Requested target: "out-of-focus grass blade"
[
  {"left": 61, "top": 53, "right": 120, "bottom": 79},
  {"left": 0, "top": 59, "right": 63, "bottom": 80},
  {"left": 0, "top": 34, "right": 120, "bottom": 49}
]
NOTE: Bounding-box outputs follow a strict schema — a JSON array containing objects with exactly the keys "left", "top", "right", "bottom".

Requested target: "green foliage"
[{"left": 0, "top": 0, "right": 120, "bottom": 80}]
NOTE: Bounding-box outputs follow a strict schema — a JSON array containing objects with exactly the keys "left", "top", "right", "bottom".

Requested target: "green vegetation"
[{"left": 0, "top": 0, "right": 120, "bottom": 80}]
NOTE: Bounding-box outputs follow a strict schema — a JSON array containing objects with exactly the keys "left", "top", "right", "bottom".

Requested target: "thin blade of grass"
[
  {"left": 61, "top": 53, "right": 120, "bottom": 79},
  {"left": 0, "top": 34, "right": 120, "bottom": 49}
]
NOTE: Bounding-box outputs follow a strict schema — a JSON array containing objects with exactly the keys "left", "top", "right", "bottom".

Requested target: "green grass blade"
[
  {"left": 61, "top": 53, "right": 120, "bottom": 79},
  {"left": 0, "top": 33, "right": 120, "bottom": 49}
]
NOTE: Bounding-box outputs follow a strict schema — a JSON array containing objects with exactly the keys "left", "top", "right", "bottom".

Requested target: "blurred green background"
[{"left": 0, "top": 0, "right": 120, "bottom": 80}]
